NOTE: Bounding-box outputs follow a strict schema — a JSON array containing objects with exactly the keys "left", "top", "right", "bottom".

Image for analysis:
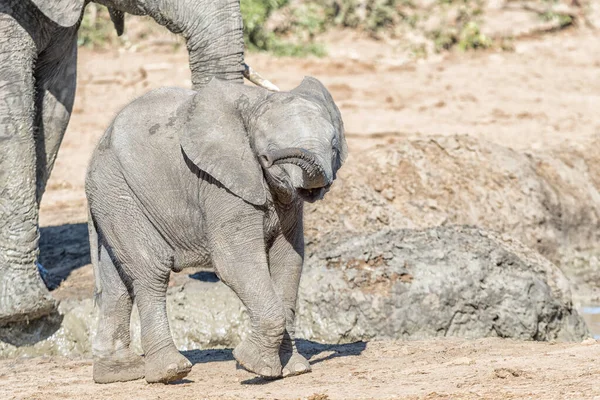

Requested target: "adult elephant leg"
[
  {"left": 268, "top": 214, "right": 311, "bottom": 377},
  {"left": 29, "top": 31, "right": 80, "bottom": 291},
  {"left": 0, "top": 12, "right": 57, "bottom": 325},
  {"left": 34, "top": 31, "right": 78, "bottom": 200}
]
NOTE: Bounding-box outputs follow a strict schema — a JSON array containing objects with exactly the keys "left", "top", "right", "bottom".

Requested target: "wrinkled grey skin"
[
  {"left": 85, "top": 77, "right": 347, "bottom": 384},
  {"left": 0, "top": 0, "right": 246, "bottom": 326}
]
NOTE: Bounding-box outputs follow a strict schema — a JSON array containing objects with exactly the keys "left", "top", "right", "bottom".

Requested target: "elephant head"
[
  {"left": 179, "top": 77, "right": 347, "bottom": 205},
  {"left": 30, "top": 0, "right": 277, "bottom": 90}
]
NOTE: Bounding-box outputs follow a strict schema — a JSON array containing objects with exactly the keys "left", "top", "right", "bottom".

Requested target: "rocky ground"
[{"left": 3, "top": 3, "right": 600, "bottom": 398}]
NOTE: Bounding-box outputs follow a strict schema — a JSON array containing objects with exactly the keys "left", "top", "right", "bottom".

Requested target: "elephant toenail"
[
  {"left": 259, "top": 367, "right": 272, "bottom": 376},
  {"left": 294, "top": 363, "right": 307, "bottom": 372},
  {"left": 282, "top": 368, "right": 291, "bottom": 377},
  {"left": 166, "top": 363, "right": 178, "bottom": 373}
]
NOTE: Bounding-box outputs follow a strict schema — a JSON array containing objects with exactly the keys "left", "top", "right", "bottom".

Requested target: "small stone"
[
  {"left": 382, "top": 188, "right": 395, "bottom": 201},
  {"left": 447, "top": 357, "right": 474, "bottom": 366},
  {"left": 494, "top": 368, "right": 526, "bottom": 379}
]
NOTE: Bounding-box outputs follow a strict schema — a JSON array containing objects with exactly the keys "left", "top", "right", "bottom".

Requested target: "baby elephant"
[{"left": 86, "top": 77, "right": 347, "bottom": 384}]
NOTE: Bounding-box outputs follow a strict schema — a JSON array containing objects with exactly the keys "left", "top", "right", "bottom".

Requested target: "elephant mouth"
[
  {"left": 259, "top": 148, "right": 331, "bottom": 203},
  {"left": 298, "top": 184, "right": 331, "bottom": 203},
  {"left": 259, "top": 148, "right": 326, "bottom": 182}
]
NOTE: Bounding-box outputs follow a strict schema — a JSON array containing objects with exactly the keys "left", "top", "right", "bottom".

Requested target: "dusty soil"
[
  {"left": 2, "top": 338, "right": 600, "bottom": 400},
  {"left": 17, "top": 22, "right": 600, "bottom": 400}
]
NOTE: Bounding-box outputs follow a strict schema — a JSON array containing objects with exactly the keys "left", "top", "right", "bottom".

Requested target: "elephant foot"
[
  {"left": 279, "top": 336, "right": 311, "bottom": 377},
  {"left": 233, "top": 337, "right": 283, "bottom": 378},
  {"left": 93, "top": 349, "right": 145, "bottom": 384},
  {"left": 145, "top": 348, "right": 192, "bottom": 383},
  {"left": 0, "top": 265, "right": 58, "bottom": 326},
  {"left": 281, "top": 351, "right": 311, "bottom": 377}
]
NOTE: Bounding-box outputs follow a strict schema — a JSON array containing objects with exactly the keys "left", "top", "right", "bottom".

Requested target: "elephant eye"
[
  {"left": 331, "top": 139, "right": 340, "bottom": 163},
  {"left": 331, "top": 137, "right": 339, "bottom": 152}
]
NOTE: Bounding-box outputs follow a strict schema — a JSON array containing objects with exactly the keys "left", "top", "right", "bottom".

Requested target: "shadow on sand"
[
  {"left": 39, "top": 223, "right": 91, "bottom": 289},
  {"left": 182, "top": 340, "right": 367, "bottom": 385}
]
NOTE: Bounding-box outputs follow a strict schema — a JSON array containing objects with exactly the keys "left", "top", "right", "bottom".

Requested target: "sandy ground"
[
  {"left": 2, "top": 338, "right": 599, "bottom": 400},
  {"left": 9, "top": 25, "right": 599, "bottom": 400}
]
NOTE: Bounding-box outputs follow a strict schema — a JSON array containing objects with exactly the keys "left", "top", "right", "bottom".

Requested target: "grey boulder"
[{"left": 298, "top": 226, "right": 588, "bottom": 342}]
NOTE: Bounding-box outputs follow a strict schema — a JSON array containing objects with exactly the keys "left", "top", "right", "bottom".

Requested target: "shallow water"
[{"left": 581, "top": 306, "right": 600, "bottom": 339}]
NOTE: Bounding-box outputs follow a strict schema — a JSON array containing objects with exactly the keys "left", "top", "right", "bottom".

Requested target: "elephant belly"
[
  {"left": 154, "top": 215, "right": 213, "bottom": 273},
  {"left": 173, "top": 247, "right": 212, "bottom": 272}
]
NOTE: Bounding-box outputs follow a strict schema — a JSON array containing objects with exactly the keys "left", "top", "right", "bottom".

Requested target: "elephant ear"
[
  {"left": 179, "top": 79, "right": 267, "bottom": 206},
  {"left": 31, "top": 0, "right": 85, "bottom": 27},
  {"left": 291, "top": 76, "right": 348, "bottom": 163}
]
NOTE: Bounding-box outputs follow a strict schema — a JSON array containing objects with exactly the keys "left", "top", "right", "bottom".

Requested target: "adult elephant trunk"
[
  {"left": 260, "top": 148, "right": 329, "bottom": 187},
  {"left": 141, "top": 0, "right": 245, "bottom": 89}
]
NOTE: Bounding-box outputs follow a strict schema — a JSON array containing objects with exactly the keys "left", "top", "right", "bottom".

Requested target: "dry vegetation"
[{"left": 79, "top": 0, "right": 593, "bottom": 57}]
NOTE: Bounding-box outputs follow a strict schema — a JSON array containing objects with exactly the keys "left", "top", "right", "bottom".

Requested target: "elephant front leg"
[
  {"left": 269, "top": 226, "right": 312, "bottom": 378},
  {"left": 0, "top": 13, "right": 57, "bottom": 325},
  {"left": 221, "top": 254, "right": 286, "bottom": 378},
  {"left": 207, "top": 205, "right": 286, "bottom": 378}
]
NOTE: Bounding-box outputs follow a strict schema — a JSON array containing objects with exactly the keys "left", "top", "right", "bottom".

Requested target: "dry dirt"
[
  {"left": 2, "top": 338, "right": 600, "bottom": 400},
  {"left": 15, "top": 24, "right": 600, "bottom": 400}
]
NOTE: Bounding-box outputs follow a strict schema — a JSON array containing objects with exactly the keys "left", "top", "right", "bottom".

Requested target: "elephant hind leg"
[
  {"left": 91, "top": 232, "right": 144, "bottom": 384},
  {"left": 92, "top": 200, "right": 191, "bottom": 384},
  {"left": 134, "top": 283, "right": 192, "bottom": 384}
]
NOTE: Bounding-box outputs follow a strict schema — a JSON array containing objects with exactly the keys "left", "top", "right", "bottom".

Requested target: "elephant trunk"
[
  {"left": 259, "top": 148, "right": 328, "bottom": 186},
  {"left": 142, "top": 0, "right": 243, "bottom": 88},
  {"left": 142, "top": 0, "right": 277, "bottom": 90}
]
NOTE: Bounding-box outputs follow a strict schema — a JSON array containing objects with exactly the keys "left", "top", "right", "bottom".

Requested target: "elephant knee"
[{"left": 257, "top": 306, "right": 286, "bottom": 339}]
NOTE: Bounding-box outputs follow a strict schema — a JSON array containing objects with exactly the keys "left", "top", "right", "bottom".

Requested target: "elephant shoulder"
[
  {"left": 110, "top": 87, "right": 194, "bottom": 158},
  {"left": 100, "top": 88, "right": 195, "bottom": 200},
  {"left": 114, "top": 87, "right": 194, "bottom": 133}
]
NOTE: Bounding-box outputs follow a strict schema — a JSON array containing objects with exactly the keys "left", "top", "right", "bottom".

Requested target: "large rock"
[
  {"left": 307, "top": 135, "right": 600, "bottom": 262},
  {"left": 298, "top": 226, "right": 588, "bottom": 342},
  {"left": 0, "top": 226, "right": 588, "bottom": 358}
]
